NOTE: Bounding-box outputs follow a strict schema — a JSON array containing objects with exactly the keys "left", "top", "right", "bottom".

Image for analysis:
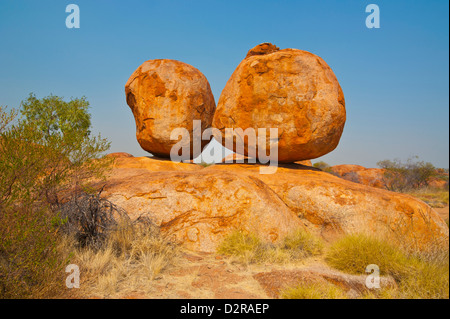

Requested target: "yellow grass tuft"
[
  {"left": 64, "top": 221, "right": 179, "bottom": 298},
  {"left": 325, "top": 233, "right": 449, "bottom": 299},
  {"left": 281, "top": 281, "right": 348, "bottom": 299},
  {"left": 217, "top": 229, "right": 324, "bottom": 265}
]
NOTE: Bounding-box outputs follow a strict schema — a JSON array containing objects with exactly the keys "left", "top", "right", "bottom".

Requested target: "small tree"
[
  {"left": 0, "top": 94, "right": 112, "bottom": 297},
  {"left": 19, "top": 93, "right": 112, "bottom": 206}
]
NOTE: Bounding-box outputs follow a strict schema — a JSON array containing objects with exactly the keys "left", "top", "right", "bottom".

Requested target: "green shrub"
[
  {"left": 0, "top": 94, "right": 111, "bottom": 298},
  {"left": 0, "top": 205, "right": 70, "bottom": 298}
]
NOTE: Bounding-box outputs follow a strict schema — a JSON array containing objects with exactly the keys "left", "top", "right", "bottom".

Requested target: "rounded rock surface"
[
  {"left": 125, "top": 59, "right": 216, "bottom": 160},
  {"left": 213, "top": 43, "right": 346, "bottom": 163}
]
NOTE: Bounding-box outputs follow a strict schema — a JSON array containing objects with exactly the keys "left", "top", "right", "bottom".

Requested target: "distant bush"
[
  {"left": 0, "top": 94, "right": 111, "bottom": 298},
  {"left": 313, "top": 161, "right": 333, "bottom": 173},
  {"left": 377, "top": 157, "right": 437, "bottom": 192}
]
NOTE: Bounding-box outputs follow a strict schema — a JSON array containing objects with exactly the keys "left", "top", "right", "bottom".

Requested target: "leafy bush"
[
  {"left": 0, "top": 203, "right": 70, "bottom": 298},
  {"left": 377, "top": 157, "right": 437, "bottom": 192},
  {"left": 0, "top": 94, "right": 111, "bottom": 298},
  {"left": 19, "top": 93, "right": 112, "bottom": 205}
]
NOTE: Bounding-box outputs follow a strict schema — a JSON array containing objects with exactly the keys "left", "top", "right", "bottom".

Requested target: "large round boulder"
[
  {"left": 125, "top": 59, "right": 215, "bottom": 160},
  {"left": 212, "top": 43, "right": 346, "bottom": 163}
]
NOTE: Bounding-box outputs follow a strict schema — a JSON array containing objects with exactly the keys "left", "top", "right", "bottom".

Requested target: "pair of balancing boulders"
[{"left": 125, "top": 43, "right": 346, "bottom": 163}]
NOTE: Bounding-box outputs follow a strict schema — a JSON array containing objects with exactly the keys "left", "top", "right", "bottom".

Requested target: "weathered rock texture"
[
  {"left": 210, "top": 163, "right": 448, "bottom": 249},
  {"left": 102, "top": 157, "right": 449, "bottom": 253},
  {"left": 103, "top": 157, "right": 305, "bottom": 252},
  {"left": 330, "top": 164, "right": 386, "bottom": 189},
  {"left": 295, "top": 160, "right": 312, "bottom": 166},
  {"left": 212, "top": 43, "right": 346, "bottom": 163},
  {"left": 221, "top": 153, "right": 253, "bottom": 163},
  {"left": 125, "top": 59, "right": 215, "bottom": 159},
  {"left": 428, "top": 177, "right": 448, "bottom": 189},
  {"left": 105, "top": 152, "right": 135, "bottom": 159}
]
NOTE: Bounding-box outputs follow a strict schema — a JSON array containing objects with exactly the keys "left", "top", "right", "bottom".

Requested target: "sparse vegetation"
[
  {"left": 282, "top": 230, "right": 324, "bottom": 257},
  {"left": 66, "top": 218, "right": 179, "bottom": 298},
  {"left": 325, "top": 234, "right": 449, "bottom": 299},
  {"left": 58, "top": 189, "right": 130, "bottom": 249},
  {"left": 405, "top": 187, "right": 449, "bottom": 208},
  {"left": 217, "top": 229, "right": 323, "bottom": 265},
  {"left": 281, "top": 281, "right": 348, "bottom": 299}
]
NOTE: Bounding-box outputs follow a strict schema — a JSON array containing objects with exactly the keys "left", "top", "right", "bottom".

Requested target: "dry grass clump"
[
  {"left": 325, "top": 233, "right": 449, "bottom": 299},
  {"left": 282, "top": 230, "right": 324, "bottom": 257},
  {"left": 217, "top": 229, "right": 323, "bottom": 265},
  {"left": 65, "top": 220, "right": 179, "bottom": 298},
  {"left": 281, "top": 281, "right": 348, "bottom": 299}
]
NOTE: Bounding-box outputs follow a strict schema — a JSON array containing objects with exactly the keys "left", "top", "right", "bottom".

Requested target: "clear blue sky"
[{"left": 0, "top": 0, "right": 448, "bottom": 168}]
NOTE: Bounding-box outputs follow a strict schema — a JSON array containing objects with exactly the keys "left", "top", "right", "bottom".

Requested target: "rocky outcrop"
[
  {"left": 103, "top": 157, "right": 305, "bottom": 252},
  {"left": 105, "top": 152, "right": 134, "bottom": 159},
  {"left": 221, "top": 153, "right": 253, "bottom": 163},
  {"left": 330, "top": 164, "right": 386, "bottom": 188},
  {"left": 102, "top": 157, "right": 449, "bottom": 253},
  {"left": 295, "top": 160, "right": 312, "bottom": 166},
  {"left": 428, "top": 177, "right": 448, "bottom": 189},
  {"left": 210, "top": 163, "right": 448, "bottom": 249},
  {"left": 221, "top": 155, "right": 312, "bottom": 166},
  {"left": 212, "top": 43, "right": 346, "bottom": 163},
  {"left": 125, "top": 59, "right": 216, "bottom": 160}
]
